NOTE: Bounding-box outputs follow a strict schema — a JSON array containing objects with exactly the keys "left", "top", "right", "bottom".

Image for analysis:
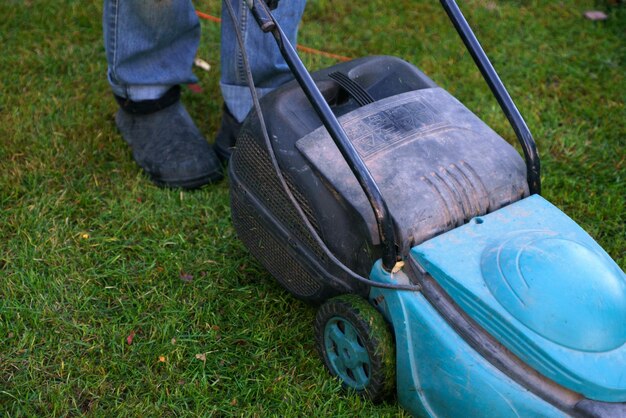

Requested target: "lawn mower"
[{"left": 226, "top": 1, "right": 626, "bottom": 416}]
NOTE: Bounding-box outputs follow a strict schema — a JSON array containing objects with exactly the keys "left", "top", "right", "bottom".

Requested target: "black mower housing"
[{"left": 229, "top": 56, "right": 528, "bottom": 303}]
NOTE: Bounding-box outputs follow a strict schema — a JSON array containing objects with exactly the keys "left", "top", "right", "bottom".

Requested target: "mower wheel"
[{"left": 314, "top": 295, "right": 395, "bottom": 402}]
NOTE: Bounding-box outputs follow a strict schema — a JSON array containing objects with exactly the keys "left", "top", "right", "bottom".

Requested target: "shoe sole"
[{"left": 149, "top": 169, "right": 224, "bottom": 190}]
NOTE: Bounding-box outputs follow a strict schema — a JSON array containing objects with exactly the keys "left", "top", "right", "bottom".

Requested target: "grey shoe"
[
  {"left": 213, "top": 105, "right": 242, "bottom": 164},
  {"left": 115, "top": 89, "right": 223, "bottom": 189}
]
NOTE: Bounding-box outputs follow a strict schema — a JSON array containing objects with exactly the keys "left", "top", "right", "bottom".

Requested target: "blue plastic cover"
[
  {"left": 411, "top": 195, "right": 626, "bottom": 402},
  {"left": 369, "top": 263, "right": 566, "bottom": 418}
]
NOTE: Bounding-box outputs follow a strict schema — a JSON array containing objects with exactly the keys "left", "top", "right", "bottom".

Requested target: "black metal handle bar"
[
  {"left": 246, "top": 0, "right": 399, "bottom": 271},
  {"left": 440, "top": 0, "right": 541, "bottom": 195}
]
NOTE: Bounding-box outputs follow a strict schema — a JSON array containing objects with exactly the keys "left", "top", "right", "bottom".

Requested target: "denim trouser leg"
[
  {"left": 103, "top": 0, "right": 201, "bottom": 101},
  {"left": 103, "top": 0, "right": 306, "bottom": 121},
  {"left": 220, "top": 0, "right": 306, "bottom": 122}
]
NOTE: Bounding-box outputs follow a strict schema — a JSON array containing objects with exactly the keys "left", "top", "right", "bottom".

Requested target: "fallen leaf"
[
  {"left": 126, "top": 330, "right": 136, "bottom": 345},
  {"left": 81, "top": 233, "right": 90, "bottom": 239},
  {"left": 179, "top": 272, "right": 194, "bottom": 282},
  {"left": 193, "top": 57, "right": 212, "bottom": 72},
  {"left": 195, "top": 353, "right": 206, "bottom": 362},
  {"left": 391, "top": 260, "right": 405, "bottom": 274},
  {"left": 584, "top": 10, "right": 608, "bottom": 21}
]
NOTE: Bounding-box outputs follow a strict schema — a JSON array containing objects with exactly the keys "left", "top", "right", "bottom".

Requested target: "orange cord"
[
  {"left": 294, "top": 45, "right": 351, "bottom": 63},
  {"left": 195, "top": 10, "right": 351, "bottom": 62},
  {"left": 196, "top": 10, "right": 222, "bottom": 23}
]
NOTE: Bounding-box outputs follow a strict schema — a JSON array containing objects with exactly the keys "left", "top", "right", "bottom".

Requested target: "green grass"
[{"left": 1, "top": 0, "right": 624, "bottom": 416}]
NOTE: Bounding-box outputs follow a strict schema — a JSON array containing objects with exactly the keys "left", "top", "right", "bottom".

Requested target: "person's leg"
[
  {"left": 215, "top": 0, "right": 307, "bottom": 160},
  {"left": 219, "top": 0, "right": 306, "bottom": 121},
  {"left": 103, "top": 0, "right": 200, "bottom": 100},
  {"left": 103, "top": 0, "right": 222, "bottom": 189}
]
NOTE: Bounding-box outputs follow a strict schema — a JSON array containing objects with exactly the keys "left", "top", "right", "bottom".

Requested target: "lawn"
[{"left": 1, "top": 0, "right": 624, "bottom": 416}]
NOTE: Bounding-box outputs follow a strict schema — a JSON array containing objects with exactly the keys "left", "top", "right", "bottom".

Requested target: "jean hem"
[{"left": 221, "top": 82, "right": 275, "bottom": 122}]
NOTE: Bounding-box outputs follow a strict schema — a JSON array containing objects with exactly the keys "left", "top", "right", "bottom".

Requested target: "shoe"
[
  {"left": 214, "top": 105, "right": 242, "bottom": 164},
  {"left": 115, "top": 87, "right": 223, "bottom": 189}
]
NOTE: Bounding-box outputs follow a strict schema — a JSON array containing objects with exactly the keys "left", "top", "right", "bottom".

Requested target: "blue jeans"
[{"left": 103, "top": 0, "right": 306, "bottom": 122}]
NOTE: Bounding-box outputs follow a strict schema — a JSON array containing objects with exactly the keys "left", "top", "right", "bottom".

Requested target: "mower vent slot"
[
  {"left": 283, "top": 172, "right": 322, "bottom": 235},
  {"left": 328, "top": 71, "right": 375, "bottom": 107},
  {"left": 231, "top": 188, "right": 322, "bottom": 298},
  {"left": 232, "top": 131, "right": 329, "bottom": 265}
]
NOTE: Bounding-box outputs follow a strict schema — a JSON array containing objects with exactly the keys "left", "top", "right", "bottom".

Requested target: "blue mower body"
[
  {"left": 229, "top": 11, "right": 625, "bottom": 413},
  {"left": 370, "top": 195, "right": 626, "bottom": 416}
]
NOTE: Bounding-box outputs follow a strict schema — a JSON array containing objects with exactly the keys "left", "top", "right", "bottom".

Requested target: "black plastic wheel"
[{"left": 314, "top": 295, "right": 395, "bottom": 402}]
